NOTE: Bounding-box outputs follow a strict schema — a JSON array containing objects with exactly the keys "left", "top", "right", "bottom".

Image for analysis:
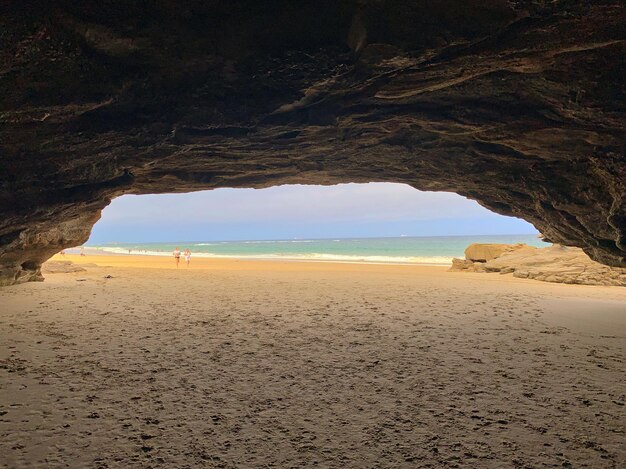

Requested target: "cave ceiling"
[{"left": 0, "top": 0, "right": 624, "bottom": 285}]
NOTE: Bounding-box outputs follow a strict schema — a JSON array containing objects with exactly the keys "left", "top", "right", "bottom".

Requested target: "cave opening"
[{"left": 74, "top": 183, "right": 541, "bottom": 265}]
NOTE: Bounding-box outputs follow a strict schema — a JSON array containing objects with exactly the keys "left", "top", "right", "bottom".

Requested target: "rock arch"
[{"left": 1, "top": 1, "right": 625, "bottom": 285}]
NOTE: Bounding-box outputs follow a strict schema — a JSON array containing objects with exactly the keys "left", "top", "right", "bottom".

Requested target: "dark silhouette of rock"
[{"left": 0, "top": 1, "right": 625, "bottom": 285}]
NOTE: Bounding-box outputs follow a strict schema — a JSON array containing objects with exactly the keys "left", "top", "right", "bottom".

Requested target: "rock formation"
[
  {"left": 41, "top": 260, "right": 86, "bottom": 274},
  {"left": 1, "top": 1, "right": 625, "bottom": 285},
  {"left": 451, "top": 243, "right": 626, "bottom": 286},
  {"left": 464, "top": 243, "right": 525, "bottom": 263}
]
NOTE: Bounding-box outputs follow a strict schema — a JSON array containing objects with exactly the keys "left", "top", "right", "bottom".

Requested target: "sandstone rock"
[
  {"left": 450, "top": 258, "right": 475, "bottom": 271},
  {"left": 450, "top": 258, "right": 488, "bottom": 273},
  {"left": 450, "top": 244, "right": 626, "bottom": 287},
  {"left": 464, "top": 243, "right": 525, "bottom": 262},
  {"left": 487, "top": 245, "right": 626, "bottom": 286},
  {"left": 0, "top": 2, "right": 625, "bottom": 285},
  {"left": 41, "top": 261, "right": 87, "bottom": 274}
]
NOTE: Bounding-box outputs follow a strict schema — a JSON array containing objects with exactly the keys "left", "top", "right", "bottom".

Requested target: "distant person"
[
  {"left": 60, "top": 250, "right": 66, "bottom": 256},
  {"left": 173, "top": 247, "right": 181, "bottom": 267},
  {"left": 128, "top": 249, "right": 131, "bottom": 254},
  {"left": 184, "top": 248, "right": 191, "bottom": 267},
  {"left": 80, "top": 247, "right": 85, "bottom": 256}
]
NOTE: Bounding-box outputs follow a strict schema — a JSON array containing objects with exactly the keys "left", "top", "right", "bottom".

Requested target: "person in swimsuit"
[
  {"left": 173, "top": 247, "right": 181, "bottom": 268},
  {"left": 184, "top": 248, "right": 191, "bottom": 267}
]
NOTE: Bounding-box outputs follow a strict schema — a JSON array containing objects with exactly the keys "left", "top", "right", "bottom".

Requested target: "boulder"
[
  {"left": 486, "top": 245, "right": 626, "bottom": 287},
  {"left": 41, "top": 261, "right": 87, "bottom": 274},
  {"left": 464, "top": 243, "right": 525, "bottom": 262},
  {"left": 449, "top": 258, "right": 487, "bottom": 272},
  {"left": 450, "top": 244, "right": 626, "bottom": 287}
]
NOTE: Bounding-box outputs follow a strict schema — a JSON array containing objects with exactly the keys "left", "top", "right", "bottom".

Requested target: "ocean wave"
[
  {"left": 241, "top": 239, "right": 315, "bottom": 244},
  {"left": 274, "top": 253, "right": 454, "bottom": 265},
  {"left": 92, "top": 247, "right": 453, "bottom": 265}
]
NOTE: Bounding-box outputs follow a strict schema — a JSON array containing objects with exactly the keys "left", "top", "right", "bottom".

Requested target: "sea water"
[{"left": 88, "top": 234, "right": 546, "bottom": 265}]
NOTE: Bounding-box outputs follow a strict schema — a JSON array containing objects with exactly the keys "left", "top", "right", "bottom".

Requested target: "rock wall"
[{"left": 1, "top": 1, "right": 625, "bottom": 285}]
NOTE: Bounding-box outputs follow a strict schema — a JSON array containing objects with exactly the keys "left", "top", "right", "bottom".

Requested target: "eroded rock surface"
[
  {"left": 41, "top": 260, "right": 86, "bottom": 274},
  {"left": 451, "top": 244, "right": 626, "bottom": 286},
  {"left": 1, "top": 1, "right": 625, "bottom": 285},
  {"left": 465, "top": 243, "right": 526, "bottom": 262}
]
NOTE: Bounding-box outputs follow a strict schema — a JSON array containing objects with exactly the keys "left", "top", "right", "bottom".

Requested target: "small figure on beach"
[
  {"left": 80, "top": 246, "right": 85, "bottom": 256},
  {"left": 184, "top": 248, "right": 191, "bottom": 267},
  {"left": 128, "top": 249, "right": 131, "bottom": 254},
  {"left": 173, "top": 247, "right": 181, "bottom": 268},
  {"left": 60, "top": 250, "right": 66, "bottom": 256}
]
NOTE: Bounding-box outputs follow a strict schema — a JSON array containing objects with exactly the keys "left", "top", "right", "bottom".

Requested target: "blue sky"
[{"left": 87, "top": 183, "right": 537, "bottom": 243}]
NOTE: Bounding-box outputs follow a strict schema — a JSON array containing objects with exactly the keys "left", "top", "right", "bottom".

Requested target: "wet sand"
[{"left": 1, "top": 254, "right": 625, "bottom": 468}]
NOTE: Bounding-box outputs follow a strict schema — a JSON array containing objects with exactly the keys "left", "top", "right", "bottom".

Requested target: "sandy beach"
[{"left": 1, "top": 254, "right": 625, "bottom": 468}]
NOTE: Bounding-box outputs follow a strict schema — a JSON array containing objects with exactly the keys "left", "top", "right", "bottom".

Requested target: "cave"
[{"left": 1, "top": 0, "right": 625, "bottom": 286}]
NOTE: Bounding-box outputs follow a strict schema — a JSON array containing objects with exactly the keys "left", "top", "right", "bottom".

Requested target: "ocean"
[{"left": 87, "top": 234, "right": 546, "bottom": 265}]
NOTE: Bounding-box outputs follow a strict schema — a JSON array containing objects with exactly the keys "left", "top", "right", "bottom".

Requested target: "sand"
[{"left": 1, "top": 254, "right": 625, "bottom": 468}]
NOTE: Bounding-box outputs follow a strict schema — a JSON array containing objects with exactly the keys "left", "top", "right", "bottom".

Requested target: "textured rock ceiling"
[{"left": 0, "top": 0, "right": 625, "bottom": 285}]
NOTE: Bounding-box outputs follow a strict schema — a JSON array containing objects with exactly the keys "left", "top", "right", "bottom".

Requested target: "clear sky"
[{"left": 87, "top": 183, "right": 537, "bottom": 244}]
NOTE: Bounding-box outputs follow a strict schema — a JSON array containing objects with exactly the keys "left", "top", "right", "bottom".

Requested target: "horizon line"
[{"left": 86, "top": 232, "right": 541, "bottom": 245}]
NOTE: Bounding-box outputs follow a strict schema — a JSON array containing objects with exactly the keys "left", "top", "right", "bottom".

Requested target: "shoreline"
[
  {"left": 67, "top": 234, "right": 545, "bottom": 267},
  {"left": 51, "top": 253, "right": 454, "bottom": 272},
  {"left": 59, "top": 249, "right": 455, "bottom": 267},
  {"left": 48, "top": 253, "right": 626, "bottom": 295}
]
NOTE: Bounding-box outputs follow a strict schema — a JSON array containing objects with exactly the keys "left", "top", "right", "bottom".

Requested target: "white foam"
[
  {"left": 241, "top": 239, "right": 315, "bottom": 244},
  {"left": 93, "top": 247, "right": 452, "bottom": 265}
]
